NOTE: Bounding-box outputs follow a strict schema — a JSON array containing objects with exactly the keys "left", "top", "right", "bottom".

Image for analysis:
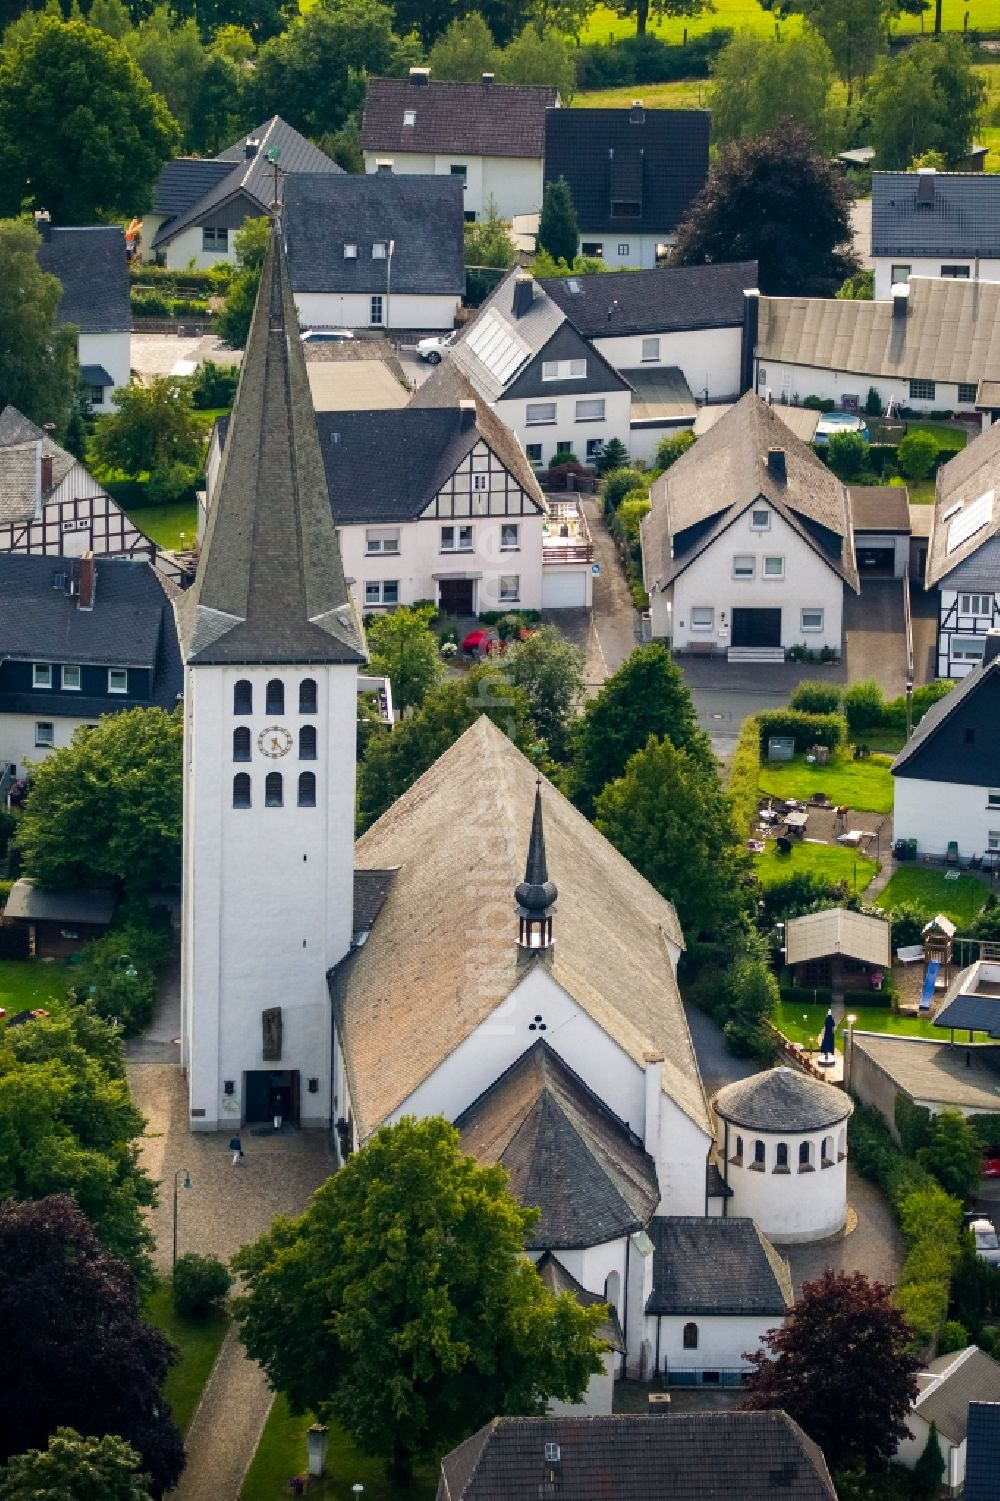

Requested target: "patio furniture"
[
  {"left": 785, "top": 810, "right": 809, "bottom": 836},
  {"left": 836, "top": 830, "right": 864, "bottom": 847}
]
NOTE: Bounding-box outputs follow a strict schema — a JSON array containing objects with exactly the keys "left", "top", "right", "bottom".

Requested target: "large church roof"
[
  {"left": 175, "top": 220, "right": 365, "bottom": 666},
  {"left": 333, "top": 716, "right": 710, "bottom": 1141}
]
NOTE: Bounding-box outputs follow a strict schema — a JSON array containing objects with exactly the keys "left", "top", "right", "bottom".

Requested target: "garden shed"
[
  {"left": 785, "top": 907, "right": 891, "bottom": 991},
  {"left": 3, "top": 879, "right": 115, "bottom": 958}
]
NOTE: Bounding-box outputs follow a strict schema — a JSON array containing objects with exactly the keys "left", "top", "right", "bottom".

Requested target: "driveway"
[
  {"left": 779, "top": 1164, "right": 903, "bottom": 1295},
  {"left": 581, "top": 498, "right": 638, "bottom": 676},
  {"left": 131, "top": 332, "right": 242, "bottom": 379},
  {"left": 843, "top": 578, "right": 908, "bottom": 698}
]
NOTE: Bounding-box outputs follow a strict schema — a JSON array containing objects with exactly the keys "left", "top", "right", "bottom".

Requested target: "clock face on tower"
[{"left": 258, "top": 725, "right": 293, "bottom": 758}]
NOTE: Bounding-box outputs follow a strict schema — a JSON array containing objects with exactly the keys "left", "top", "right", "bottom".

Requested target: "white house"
[
  {"left": 361, "top": 70, "right": 558, "bottom": 222},
  {"left": 897, "top": 1346, "right": 1000, "bottom": 1495},
  {"left": 871, "top": 169, "right": 1000, "bottom": 301},
  {"left": 641, "top": 393, "right": 859, "bottom": 656},
  {"left": 283, "top": 170, "right": 464, "bottom": 333},
  {"left": 142, "top": 117, "right": 342, "bottom": 270},
  {"left": 924, "top": 422, "right": 1000, "bottom": 678},
  {"left": 35, "top": 218, "right": 130, "bottom": 409},
  {"left": 755, "top": 278, "right": 997, "bottom": 418},
  {"left": 449, "top": 270, "right": 632, "bottom": 468},
  {"left": 892, "top": 632, "right": 1000, "bottom": 860},
  {"left": 713, "top": 1069, "right": 852, "bottom": 1245}
]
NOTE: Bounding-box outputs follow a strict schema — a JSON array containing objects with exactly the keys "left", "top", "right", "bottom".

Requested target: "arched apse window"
[
  {"left": 683, "top": 1323, "right": 698, "bottom": 1350},
  {"left": 299, "top": 725, "right": 317, "bottom": 760},
  {"left": 265, "top": 771, "right": 283, "bottom": 807},
  {"left": 234, "top": 680, "right": 252, "bottom": 715},
  {"left": 299, "top": 678, "right": 317, "bottom": 714},
  {"left": 233, "top": 773, "right": 251, "bottom": 808},
  {"left": 822, "top": 1136, "right": 834, "bottom": 1167},
  {"left": 775, "top": 1142, "right": 789, "bottom": 1171},
  {"left": 266, "top": 679, "right": 284, "bottom": 715},
  {"left": 233, "top": 727, "right": 251, "bottom": 762},
  {"left": 753, "top": 1140, "right": 766, "bottom": 1168},
  {"left": 799, "top": 1140, "right": 813, "bottom": 1170},
  {"left": 298, "top": 772, "right": 316, "bottom": 808}
]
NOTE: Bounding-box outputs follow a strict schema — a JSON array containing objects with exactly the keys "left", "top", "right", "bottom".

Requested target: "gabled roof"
[
  {"left": 641, "top": 392, "right": 858, "bottom": 594},
  {"left": 872, "top": 171, "right": 1000, "bottom": 258},
  {"left": 535, "top": 1252, "right": 625, "bottom": 1352},
  {"left": 645, "top": 1215, "right": 793, "bottom": 1317},
  {"left": 544, "top": 107, "right": 709, "bottom": 237},
  {"left": 150, "top": 117, "right": 342, "bottom": 250},
  {"left": 175, "top": 221, "right": 365, "bottom": 667},
  {"left": 785, "top": 907, "right": 891, "bottom": 968},
  {"left": 926, "top": 419, "right": 1000, "bottom": 587},
  {"left": 757, "top": 277, "right": 1000, "bottom": 387},
  {"left": 0, "top": 406, "right": 78, "bottom": 503},
  {"left": 712, "top": 1066, "right": 852, "bottom": 1134},
  {"left": 283, "top": 173, "right": 465, "bottom": 297},
  {"left": 361, "top": 76, "right": 557, "bottom": 159},
  {"left": 891, "top": 649, "right": 999, "bottom": 781},
  {"left": 965, "top": 1401, "right": 1000, "bottom": 1501},
  {"left": 37, "top": 226, "right": 129, "bottom": 333},
  {"left": 437, "top": 1414, "right": 837, "bottom": 1501},
  {"left": 332, "top": 717, "right": 708, "bottom": 1142},
  {"left": 456, "top": 1040, "right": 659, "bottom": 1250},
  {"left": 540, "top": 260, "right": 758, "bottom": 338},
  {"left": 4, "top": 880, "right": 116, "bottom": 926},
  {"left": 314, "top": 407, "right": 545, "bottom": 524},
  {"left": 916, "top": 1347, "right": 1000, "bottom": 1444},
  {"left": 849, "top": 485, "right": 911, "bottom": 533}
]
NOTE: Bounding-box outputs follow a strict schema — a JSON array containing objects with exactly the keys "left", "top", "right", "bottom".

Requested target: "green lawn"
[
  {"left": 240, "top": 1395, "right": 436, "bottom": 1501},
  {"left": 773, "top": 999, "right": 972, "bottom": 1051},
  {"left": 754, "top": 840, "right": 878, "bottom": 893},
  {"left": 906, "top": 479, "right": 936, "bottom": 505},
  {"left": 0, "top": 958, "right": 67, "bottom": 1014},
  {"left": 758, "top": 754, "right": 894, "bottom": 814},
  {"left": 906, "top": 422, "right": 968, "bottom": 451},
  {"left": 857, "top": 727, "right": 907, "bottom": 755},
  {"left": 144, "top": 1282, "right": 229, "bottom": 1437},
  {"left": 578, "top": 0, "right": 995, "bottom": 44},
  {"left": 876, "top": 867, "right": 989, "bottom": 927},
  {"left": 126, "top": 501, "right": 199, "bottom": 552},
  {"left": 574, "top": 78, "right": 713, "bottom": 109}
]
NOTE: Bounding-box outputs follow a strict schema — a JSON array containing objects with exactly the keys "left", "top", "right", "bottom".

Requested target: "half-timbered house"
[{"left": 926, "top": 422, "right": 1000, "bottom": 677}]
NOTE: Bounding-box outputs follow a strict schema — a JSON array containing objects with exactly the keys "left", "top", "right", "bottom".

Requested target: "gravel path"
[{"left": 168, "top": 1328, "right": 274, "bottom": 1501}]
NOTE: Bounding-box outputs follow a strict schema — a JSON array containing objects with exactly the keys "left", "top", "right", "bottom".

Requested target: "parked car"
[
  {"left": 417, "top": 331, "right": 456, "bottom": 364},
  {"left": 970, "top": 1217, "right": 1000, "bottom": 1265},
  {"left": 300, "top": 329, "right": 354, "bottom": 343},
  {"left": 813, "top": 412, "right": 870, "bottom": 445},
  {"left": 982, "top": 1150, "right": 1000, "bottom": 1179},
  {"left": 462, "top": 628, "right": 498, "bottom": 658}
]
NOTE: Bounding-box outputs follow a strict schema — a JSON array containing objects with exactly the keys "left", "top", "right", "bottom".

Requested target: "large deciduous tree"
[
  {"left": 613, "top": 0, "right": 712, "bottom": 40},
  {"left": 233, "top": 1117, "right": 605, "bottom": 1481},
  {"left": 0, "top": 1429, "right": 153, "bottom": 1501},
  {"left": 0, "top": 18, "right": 179, "bottom": 223},
  {"left": 568, "top": 643, "right": 712, "bottom": 818},
  {"left": 864, "top": 35, "right": 985, "bottom": 169},
  {"left": 428, "top": 12, "right": 499, "bottom": 78},
  {"left": 916, "top": 1109, "right": 983, "bottom": 1201},
  {"left": 758, "top": 0, "right": 884, "bottom": 104},
  {"left": 504, "top": 626, "right": 585, "bottom": 762},
  {"left": 16, "top": 707, "right": 183, "bottom": 896},
  {"left": 216, "top": 213, "right": 269, "bottom": 349},
  {"left": 0, "top": 1197, "right": 183, "bottom": 1497},
  {"left": 671, "top": 124, "right": 858, "bottom": 296},
  {"left": 499, "top": 23, "right": 576, "bottom": 95},
  {"left": 365, "top": 603, "right": 441, "bottom": 713},
  {"left": 0, "top": 219, "right": 78, "bottom": 436},
  {"left": 710, "top": 31, "right": 837, "bottom": 150},
  {"left": 92, "top": 377, "right": 204, "bottom": 484},
  {"left": 741, "top": 1269, "right": 921, "bottom": 1469}
]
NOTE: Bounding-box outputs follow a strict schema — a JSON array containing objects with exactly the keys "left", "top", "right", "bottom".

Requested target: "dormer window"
[
  {"left": 32, "top": 663, "right": 52, "bottom": 689},
  {"left": 344, "top": 243, "right": 357, "bottom": 258},
  {"left": 403, "top": 110, "right": 415, "bottom": 126}
]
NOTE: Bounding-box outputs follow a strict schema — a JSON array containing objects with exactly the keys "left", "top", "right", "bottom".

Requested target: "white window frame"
[
  {"left": 202, "top": 226, "right": 228, "bottom": 253},
  {"left": 108, "top": 669, "right": 128, "bottom": 695},
  {"left": 34, "top": 721, "right": 54, "bottom": 747},
  {"left": 365, "top": 529, "right": 399, "bottom": 555},
  {"left": 958, "top": 382, "right": 977, "bottom": 404},
  {"left": 640, "top": 337, "right": 660, "bottom": 363},
  {"left": 472, "top": 473, "right": 488, "bottom": 492},
  {"left": 500, "top": 523, "right": 520, "bottom": 551},
  {"left": 733, "top": 555, "right": 755, "bottom": 580},
  {"left": 618, "top": 242, "right": 631, "bottom": 256},
  {"left": 32, "top": 663, "right": 52, "bottom": 689},
  {"left": 750, "top": 508, "right": 770, "bottom": 530},
  {"left": 952, "top": 636, "right": 986, "bottom": 662},
  {"left": 910, "top": 378, "right": 936, "bottom": 401},
  {"left": 988, "top": 790, "right": 1000, "bottom": 809},
  {"left": 891, "top": 264, "right": 911, "bottom": 284},
  {"left": 801, "top": 608, "right": 824, "bottom": 632},
  {"left": 372, "top": 242, "right": 387, "bottom": 259},
  {"left": 370, "top": 295, "right": 384, "bottom": 326},
  {"left": 344, "top": 243, "right": 357, "bottom": 258},
  {"left": 542, "top": 359, "right": 587, "bottom": 381},
  {"left": 61, "top": 665, "right": 81, "bottom": 691},
  {"left": 690, "top": 606, "right": 714, "bottom": 631},
  {"left": 960, "top": 593, "right": 992, "bottom": 616},
  {"left": 499, "top": 574, "right": 520, "bottom": 602},
  {"left": 989, "top": 830, "right": 1000, "bottom": 851},
  {"left": 763, "top": 555, "right": 785, "bottom": 580},
  {"left": 525, "top": 442, "right": 543, "bottom": 464},
  {"left": 575, "top": 398, "right": 605, "bottom": 422},
  {"left": 586, "top": 437, "right": 604, "bottom": 460},
  {"left": 403, "top": 109, "right": 415, "bottom": 127},
  {"left": 365, "top": 580, "right": 399, "bottom": 606},
  {"left": 441, "top": 524, "right": 473, "bottom": 553},
  {"left": 526, "top": 402, "right": 556, "bottom": 425}
]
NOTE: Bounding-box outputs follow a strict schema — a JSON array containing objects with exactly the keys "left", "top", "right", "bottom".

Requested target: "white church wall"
[
  {"left": 646, "top": 1313, "right": 781, "bottom": 1380},
  {"left": 716, "top": 1124, "right": 848, "bottom": 1243},
  {"left": 547, "top": 1350, "right": 615, "bottom": 1415}
]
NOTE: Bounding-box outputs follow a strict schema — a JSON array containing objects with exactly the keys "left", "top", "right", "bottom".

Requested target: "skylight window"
[
  {"left": 403, "top": 110, "right": 416, "bottom": 126},
  {"left": 567, "top": 278, "right": 581, "bottom": 294}
]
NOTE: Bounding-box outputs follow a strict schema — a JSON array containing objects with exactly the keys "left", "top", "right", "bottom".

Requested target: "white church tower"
[{"left": 175, "top": 220, "right": 366, "bottom": 1132}]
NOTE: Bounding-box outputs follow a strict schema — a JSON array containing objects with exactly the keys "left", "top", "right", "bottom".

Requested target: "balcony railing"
[{"left": 543, "top": 501, "right": 593, "bottom": 565}]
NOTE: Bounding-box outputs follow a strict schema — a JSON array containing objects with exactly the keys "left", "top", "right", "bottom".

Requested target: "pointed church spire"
[
  {"left": 515, "top": 778, "right": 557, "bottom": 953},
  {"left": 176, "top": 217, "right": 365, "bottom": 666}
]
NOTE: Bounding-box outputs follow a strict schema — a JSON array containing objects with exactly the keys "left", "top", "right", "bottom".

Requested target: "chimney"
[
  {"left": 244, "top": 137, "right": 260, "bottom": 160},
  {"left": 481, "top": 72, "right": 495, "bottom": 86},
  {"left": 77, "top": 551, "right": 96, "bottom": 612},
  {"left": 33, "top": 209, "right": 51, "bottom": 243},
  {"left": 648, "top": 1393, "right": 672, "bottom": 1417},
  {"left": 40, "top": 453, "right": 53, "bottom": 493},
  {"left": 643, "top": 1051, "right": 663, "bottom": 1154},
  {"left": 984, "top": 628, "right": 1000, "bottom": 665},
  {"left": 741, "top": 287, "right": 760, "bottom": 395},
  {"left": 892, "top": 282, "right": 910, "bottom": 320},
  {"left": 459, "top": 398, "right": 476, "bottom": 429},
  {"left": 375, "top": 158, "right": 394, "bottom": 175},
  {"left": 767, "top": 446, "right": 786, "bottom": 482},
  {"left": 511, "top": 273, "right": 534, "bottom": 319},
  {"left": 408, "top": 66, "right": 430, "bottom": 85},
  {"left": 630, "top": 99, "right": 645, "bottom": 124}
]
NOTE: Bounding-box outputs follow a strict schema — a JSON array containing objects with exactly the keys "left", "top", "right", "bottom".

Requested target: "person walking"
[{"left": 229, "top": 1135, "right": 244, "bottom": 1166}]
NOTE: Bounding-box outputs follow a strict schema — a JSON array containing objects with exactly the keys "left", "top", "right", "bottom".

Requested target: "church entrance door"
[{"left": 244, "top": 1069, "right": 300, "bottom": 1126}]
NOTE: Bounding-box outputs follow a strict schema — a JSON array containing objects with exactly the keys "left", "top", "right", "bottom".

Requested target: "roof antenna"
[{"left": 265, "top": 145, "right": 282, "bottom": 211}]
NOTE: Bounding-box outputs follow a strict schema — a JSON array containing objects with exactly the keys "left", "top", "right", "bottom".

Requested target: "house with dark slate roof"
[
  {"left": 871, "top": 169, "right": 1000, "bottom": 300},
  {"left": 35, "top": 216, "right": 130, "bottom": 409},
  {"left": 897, "top": 1346, "right": 1000, "bottom": 1494},
  {"left": 0, "top": 551, "right": 181, "bottom": 776},
  {"left": 283, "top": 169, "right": 465, "bottom": 333},
  {"left": 544, "top": 104, "right": 709, "bottom": 269},
  {"left": 892, "top": 631, "right": 1000, "bottom": 859},
  {"left": 435, "top": 1413, "right": 838, "bottom": 1501},
  {"left": 924, "top": 421, "right": 1000, "bottom": 678},
  {"left": 361, "top": 69, "right": 559, "bottom": 222},
  {"left": 141, "top": 117, "right": 342, "bottom": 270}
]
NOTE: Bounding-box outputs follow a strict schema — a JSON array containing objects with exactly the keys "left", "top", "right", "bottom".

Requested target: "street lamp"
[
  {"left": 117, "top": 953, "right": 138, "bottom": 979},
  {"left": 845, "top": 1013, "right": 858, "bottom": 1091},
  {"left": 172, "top": 1168, "right": 192, "bottom": 1270},
  {"left": 352, "top": 1487, "right": 364, "bottom": 1498},
  {"left": 905, "top": 680, "right": 914, "bottom": 740}
]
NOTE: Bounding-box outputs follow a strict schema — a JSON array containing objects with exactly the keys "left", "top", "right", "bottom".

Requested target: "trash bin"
[{"left": 906, "top": 838, "right": 918, "bottom": 861}]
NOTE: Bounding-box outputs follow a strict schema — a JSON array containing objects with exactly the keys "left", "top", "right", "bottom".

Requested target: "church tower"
[{"left": 175, "top": 220, "right": 366, "bottom": 1132}]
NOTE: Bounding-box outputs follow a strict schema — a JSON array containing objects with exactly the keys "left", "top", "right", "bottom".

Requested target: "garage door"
[
  {"left": 732, "top": 608, "right": 782, "bottom": 648},
  {"left": 542, "top": 569, "right": 589, "bottom": 608}
]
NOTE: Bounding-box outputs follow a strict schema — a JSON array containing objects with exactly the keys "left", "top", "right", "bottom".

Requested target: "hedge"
[
  {"left": 756, "top": 709, "right": 846, "bottom": 753},
  {"left": 575, "top": 30, "right": 732, "bottom": 88},
  {"left": 842, "top": 986, "right": 895, "bottom": 1008},
  {"left": 779, "top": 983, "right": 834, "bottom": 1008},
  {"left": 882, "top": 680, "right": 954, "bottom": 732},
  {"left": 788, "top": 680, "right": 841, "bottom": 715},
  {"left": 727, "top": 714, "right": 761, "bottom": 839}
]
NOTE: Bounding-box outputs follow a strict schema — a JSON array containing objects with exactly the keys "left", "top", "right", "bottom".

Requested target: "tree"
[
  {"left": 612, "top": 0, "right": 712, "bottom": 40},
  {"left": 215, "top": 214, "right": 269, "bottom": 348},
  {"left": 465, "top": 198, "right": 517, "bottom": 304},
  {"left": 92, "top": 378, "right": 203, "bottom": 491},
  {"left": 824, "top": 430, "right": 870, "bottom": 482},
  {"left": 0, "top": 19, "right": 179, "bottom": 223},
  {"left": 0, "top": 220, "right": 78, "bottom": 437},
  {"left": 742, "top": 1269, "right": 921, "bottom": 1468},
  {"left": 917, "top": 1110, "right": 982, "bottom": 1200},
  {"left": 721, "top": 950, "right": 780, "bottom": 1058},
  {"left": 357, "top": 668, "right": 537, "bottom": 829},
  {"left": 806, "top": 0, "right": 884, "bottom": 104},
  {"left": 672, "top": 125, "right": 858, "bottom": 296},
  {"left": 499, "top": 23, "right": 576, "bottom": 97},
  {"left": 184, "top": 0, "right": 286, "bottom": 44},
  {"left": 125, "top": 8, "right": 249, "bottom": 156},
  {"left": 896, "top": 430, "right": 938, "bottom": 482},
  {"left": 710, "top": 31, "right": 837, "bottom": 150},
  {"left": 912, "top": 1421, "right": 946, "bottom": 1499},
  {"left": 569, "top": 643, "right": 713, "bottom": 818},
  {"left": 233, "top": 1117, "right": 604, "bottom": 1481},
  {"left": 865, "top": 36, "right": 985, "bottom": 169},
  {"left": 172, "top": 1253, "right": 231, "bottom": 1318},
  {"left": 595, "top": 437, "right": 629, "bottom": 476},
  {"left": 537, "top": 176, "right": 579, "bottom": 267},
  {"left": 17, "top": 708, "right": 183, "bottom": 895},
  {"left": 0, "top": 1429, "right": 153, "bottom": 1501},
  {"left": 654, "top": 429, "right": 695, "bottom": 470},
  {"left": 504, "top": 626, "right": 585, "bottom": 762},
  {"left": 0, "top": 1001, "right": 156, "bottom": 1271},
  {"left": 530, "top": 0, "right": 595, "bottom": 40},
  {"left": 365, "top": 603, "right": 441, "bottom": 713},
  {"left": 428, "top": 13, "right": 499, "bottom": 79},
  {"left": 595, "top": 735, "right": 747, "bottom": 938},
  {"left": 836, "top": 267, "right": 874, "bottom": 299}
]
